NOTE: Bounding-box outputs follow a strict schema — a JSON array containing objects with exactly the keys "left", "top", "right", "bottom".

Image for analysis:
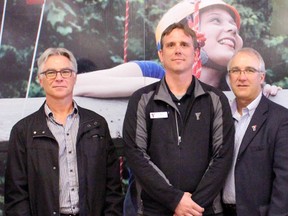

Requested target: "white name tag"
[{"left": 150, "top": 112, "right": 168, "bottom": 119}]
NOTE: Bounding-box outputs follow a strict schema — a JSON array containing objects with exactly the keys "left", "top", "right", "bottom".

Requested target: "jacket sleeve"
[
  {"left": 123, "top": 93, "right": 184, "bottom": 212},
  {"left": 192, "top": 93, "right": 234, "bottom": 207},
  {"left": 5, "top": 123, "right": 31, "bottom": 216},
  {"left": 268, "top": 111, "right": 288, "bottom": 215},
  {"left": 103, "top": 121, "right": 124, "bottom": 216}
]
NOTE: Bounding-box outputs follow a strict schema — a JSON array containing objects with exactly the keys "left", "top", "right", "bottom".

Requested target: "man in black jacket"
[
  {"left": 123, "top": 23, "right": 234, "bottom": 216},
  {"left": 5, "top": 47, "right": 123, "bottom": 216}
]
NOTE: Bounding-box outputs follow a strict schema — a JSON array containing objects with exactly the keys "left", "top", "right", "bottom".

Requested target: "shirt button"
[
  {"left": 53, "top": 167, "right": 57, "bottom": 170},
  {"left": 68, "top": 151, "right": 72, "bottom": 154},
  {"left": 66, "top": 133, "right": 69, "bottom": 136},
  {"left": 70, "top": 169, "right": 73, "bottom": 172},
  {"left": 53, "top": 212, "right": 57, "bottom": 215}
]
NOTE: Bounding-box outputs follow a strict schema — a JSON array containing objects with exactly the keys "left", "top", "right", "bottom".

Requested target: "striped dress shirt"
[{"left": 45, "top": 102, "right": 80, "bottom": 215}]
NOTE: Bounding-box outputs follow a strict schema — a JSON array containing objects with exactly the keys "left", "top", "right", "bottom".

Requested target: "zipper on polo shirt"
[
  {"left": 175, "top": 111, "right": 181, "bottom": 146},
  {"left": 178, "top": 136, "right": 182, "bottom": 146}
]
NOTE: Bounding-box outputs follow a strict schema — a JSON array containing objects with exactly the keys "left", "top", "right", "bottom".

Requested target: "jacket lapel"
[{"left": 237, "top": 96, "right": 269, "bottom": 157}]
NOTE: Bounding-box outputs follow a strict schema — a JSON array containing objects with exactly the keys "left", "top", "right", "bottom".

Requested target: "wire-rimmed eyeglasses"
[{"left": 228, "top": 67, "right": 262, "bottom": 76}]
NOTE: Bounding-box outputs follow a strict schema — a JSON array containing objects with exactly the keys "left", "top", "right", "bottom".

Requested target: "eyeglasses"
[
  {"left": 40, "top": 69, "right": 74, "bottom": 79},
  {"left": 228, "top": 67, "right": 261, "bottom": 76}
]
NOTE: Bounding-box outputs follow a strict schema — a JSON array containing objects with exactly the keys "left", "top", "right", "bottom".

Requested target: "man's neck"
[
  {"left": 236, "top": 92, "right": 262, "bottom": 115},
  {"left": 236, "top": 99, "right": 252, "bottom": 116},
  {"left": 165, "top": 71, "right": 192, "bottom": 96},
  {"left": 46, "top": 96, "right": 74, "bottom": 125}
]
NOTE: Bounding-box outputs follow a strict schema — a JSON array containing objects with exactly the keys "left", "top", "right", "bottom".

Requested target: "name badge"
[{"left": 150, "top": 112, "right": 168, "bottom": 119}]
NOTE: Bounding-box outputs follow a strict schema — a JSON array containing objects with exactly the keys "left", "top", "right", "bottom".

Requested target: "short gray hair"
[
  {"left": 227, "top": 47, "right": 266, "bottom": 73},
  {"left": 37, "top": 47, "right": 78, "bottom": 74}
]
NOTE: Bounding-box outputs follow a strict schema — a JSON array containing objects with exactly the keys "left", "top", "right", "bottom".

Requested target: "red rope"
[
  {"left": 120, "top": 0, "right": 130, "bottom": 186},
  {"left": 26, "top": 0, "right": 44, "bottom": 4},
  {"left": 123, "top": 0, "right": 129, "bottom": 63},
  {"left": 191, "top": 0, "right": 202, "bottom": 78}
]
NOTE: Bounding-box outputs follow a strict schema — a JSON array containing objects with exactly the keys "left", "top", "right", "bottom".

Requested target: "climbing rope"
[
  {"left": 189, "top": 0, "right": 202, "bottom": 78},
  {"left": 123, "top": 0, "right": 129, "bottom": 63}
]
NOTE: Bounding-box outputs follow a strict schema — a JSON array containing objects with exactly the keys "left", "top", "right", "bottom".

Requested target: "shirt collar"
[
  {"left": 164, "top": 76, "right": 195, "bottom": 99},
  {"left": 44, "top": 100, "right": 78, "bottom": 119},
  {"left": 231, "top": 92, "right": 262, "bottom": 118}
]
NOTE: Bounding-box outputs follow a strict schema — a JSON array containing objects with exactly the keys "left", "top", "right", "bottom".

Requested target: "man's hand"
[{"left": 173, "top": 192, "right": 204, "bottom": 216}]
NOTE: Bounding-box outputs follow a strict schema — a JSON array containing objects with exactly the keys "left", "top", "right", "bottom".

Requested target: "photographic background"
[{"left": 1, "top": 0, "right": 288, "bottom": 98}]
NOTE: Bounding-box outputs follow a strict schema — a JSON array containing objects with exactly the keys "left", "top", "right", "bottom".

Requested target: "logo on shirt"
[
  {"left": 195, "top": 112, "right": 201, "bottom": 120},
  {"left": 252, "top": 125, "right": 257, "bottom": 131}
]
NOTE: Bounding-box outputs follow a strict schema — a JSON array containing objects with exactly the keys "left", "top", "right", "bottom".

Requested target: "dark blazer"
[{"left": 234, "top": 95, "right": 288, "bottom": 216}]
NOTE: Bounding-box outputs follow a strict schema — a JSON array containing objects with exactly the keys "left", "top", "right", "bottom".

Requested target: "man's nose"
[
  {"left": 175, "top": 45, "right": 182, "bottom": 54},
  {"left": 55, "top": 72, "right": 63, "bottom": 80},
  {"left": 238, "top": 71, "right": 248, "bottom": 80}
]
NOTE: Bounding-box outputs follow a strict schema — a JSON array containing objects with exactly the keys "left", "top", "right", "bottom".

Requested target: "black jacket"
[
  {"left": 123, "top": 78, "right": 234, "bottom": 215},
  {"left": 5, "top": 103, "right": 123, "bottom": 216}
]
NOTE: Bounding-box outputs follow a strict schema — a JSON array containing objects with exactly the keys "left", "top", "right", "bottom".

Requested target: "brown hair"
[{"left": 160, "top": 22, "right": 198, "bottom": 50}]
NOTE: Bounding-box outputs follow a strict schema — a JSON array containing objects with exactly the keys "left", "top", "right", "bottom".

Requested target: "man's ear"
[
  {"left": 158, "top": 50, "right": 163, "bottom": 63},
  {"left": 73, "top": 72, "right": 77, "bottom": 85},
  {"left": 260, "top": 72, "right": 266, "bottom": 84},
  {"left": 37, "top": 75, "right": 43, "bottom": 87}
]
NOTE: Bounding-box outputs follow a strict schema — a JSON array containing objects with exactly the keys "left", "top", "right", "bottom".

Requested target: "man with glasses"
[
  {"left": 5, "top": 47, "right": 123, "bottom": 216},
  {"left": 222, "top": 47, "right": 288, "bottom": 216}
]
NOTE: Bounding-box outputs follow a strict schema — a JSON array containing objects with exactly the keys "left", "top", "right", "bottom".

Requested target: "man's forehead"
[
  {"left": 163, "top": 33, "right": 193, "bottom": 43},
  {"left": 45, "top": 55, "right": 71, "bottom": 64},
  {"left": 164, "top": 39, "right": 192, "bottom": 43},
  {"left": 231, "top": 52, "right": 258, "bottom": 66},
  {"left": 43, "top": 55, "right": 72, "bottom": 69}
]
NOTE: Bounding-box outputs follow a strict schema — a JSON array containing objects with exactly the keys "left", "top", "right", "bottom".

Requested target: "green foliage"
[
  {"left": 0, "top": 45, "right": 35, "bottom": 97},
  {"left": 28, "top": 81, "right": 45, "bottom": 97},
  {"left": 230, "top": 0, "right": 288, "bottom": 88},
  {"left": 1, "top": 0, "right": 288, "bottom": 98}
]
